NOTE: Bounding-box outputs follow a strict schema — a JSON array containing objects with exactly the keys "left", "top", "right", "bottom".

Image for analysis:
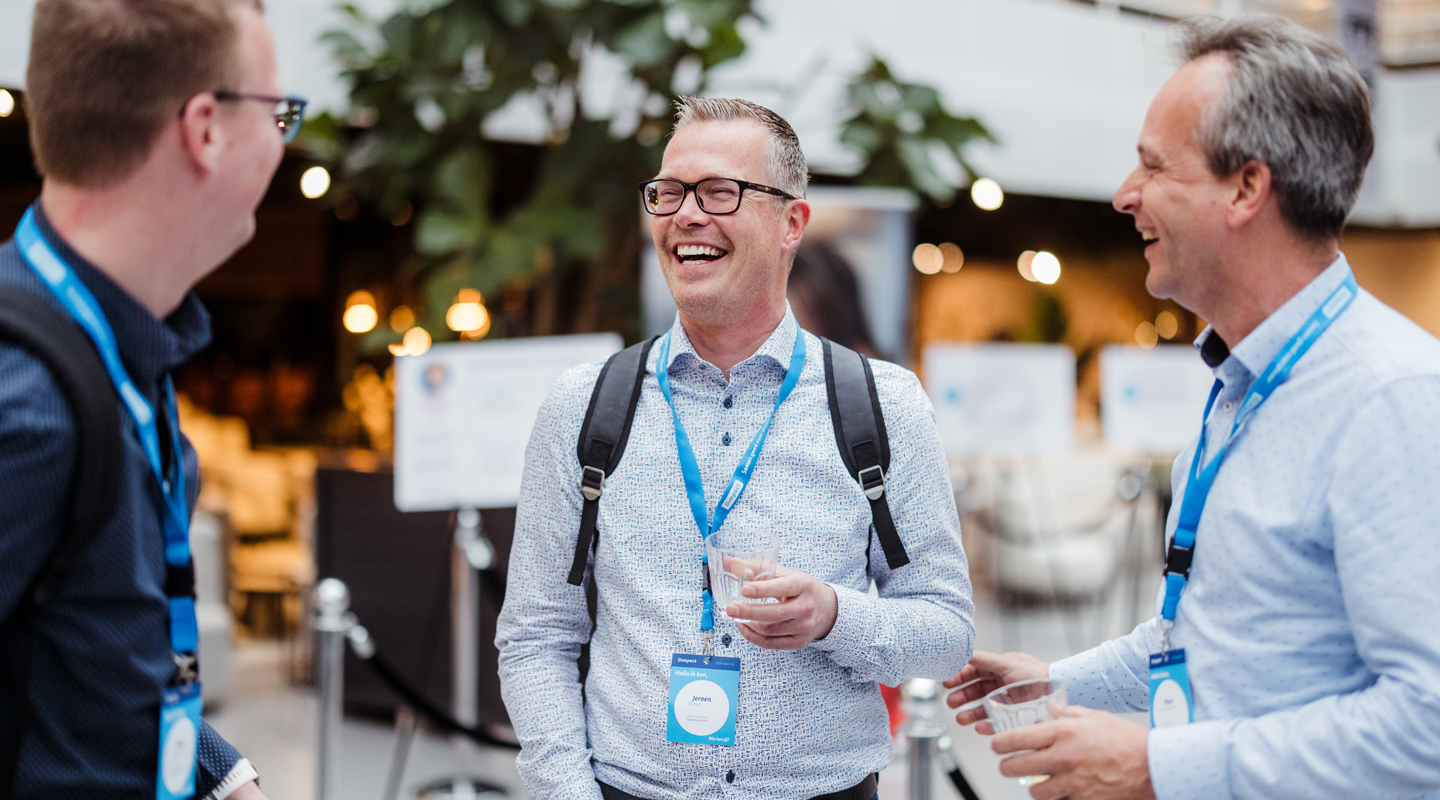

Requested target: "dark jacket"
[{"left": 0, "top": 206, "right": 242, "bottom": 798}]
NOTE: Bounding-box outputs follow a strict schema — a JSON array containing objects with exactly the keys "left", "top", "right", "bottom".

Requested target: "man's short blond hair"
[
  {"left": 26, "top": 0, "right": 261, "bottom": 187},
  {"left": 673, "top": 97, "right": 809, "bottom": 199}
]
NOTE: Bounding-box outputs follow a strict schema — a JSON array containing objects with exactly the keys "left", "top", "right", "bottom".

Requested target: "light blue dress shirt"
[
  {"left": 496, "top": 310, "right": 975, "bottom": 800},
  {"left": 1051, "top": 255, "right": 1440, "bottom": 800}
]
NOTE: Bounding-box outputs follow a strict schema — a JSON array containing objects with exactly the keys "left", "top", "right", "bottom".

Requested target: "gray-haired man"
[
  {"left": 497, "top": 98, "right": 974, "bottom": 799},
  {"left": 944, "top": 16, "right": 1440, "bottom": 800}
]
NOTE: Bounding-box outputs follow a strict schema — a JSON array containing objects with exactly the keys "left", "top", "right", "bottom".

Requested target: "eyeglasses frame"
[
  {"left": 638, "top": 177, "right": 797, "bottom": 216},
  {"left": 180, "top": 91, "right": 309, "bottom": 144}
]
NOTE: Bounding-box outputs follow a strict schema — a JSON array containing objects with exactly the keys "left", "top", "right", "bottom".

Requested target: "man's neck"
[
  {"left": 679, "top": 301, "right": 787, "bottom": 379},
  {"left": 39, "top": 181, "right": 199, "bottom": 319},
  {"left": 1195, "top": 236, "right": 1339, "bottom": 347}
]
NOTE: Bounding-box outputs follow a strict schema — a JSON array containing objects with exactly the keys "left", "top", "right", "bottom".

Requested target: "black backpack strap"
[
  {"left": 567, "top": 337, "right": 657, "bottom": 586},
  {"left": 0, "top": 289, "right": 123, "bottom": 799},
  {"left": 822, "top": 338, "right": 910, "bottom": 571}
]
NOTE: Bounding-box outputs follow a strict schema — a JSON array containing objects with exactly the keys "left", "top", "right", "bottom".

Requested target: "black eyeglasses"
[
  {"left": 639, "top": 178, "right": 795, "bottom": 216},
  {"left": 212, "top": 91, "right": 309, "bottom": 143}
]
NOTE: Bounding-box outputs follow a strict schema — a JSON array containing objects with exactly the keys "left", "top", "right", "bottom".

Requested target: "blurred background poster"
[
  {"left": 393, "top": 333, "right": 621, "bottom": 511},
  {"left": 923, "top": 342, "right": 1076, "bottom": 458},
  {"left": 1099, "top": 344, "right": 1215, "bottom": 453}
]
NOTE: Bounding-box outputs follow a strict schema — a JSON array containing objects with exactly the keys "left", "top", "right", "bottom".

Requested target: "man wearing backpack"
[
  {"left": 496, "top": 97, "right": 974, "bottom": 800},
  {"left": 0, "top": 1, "right": 290, "bottom": 797}
]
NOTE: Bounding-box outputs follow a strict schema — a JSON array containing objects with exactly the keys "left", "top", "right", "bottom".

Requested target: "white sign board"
[
  {"left": 394, "top": 333, "right": 623, "bottom": 511},
  {"left": 923, "top": 343, "right": 1075, "bottom": 458},
  {"left": 1100, "top": 345, "right": 1215, "bottom": 453}
]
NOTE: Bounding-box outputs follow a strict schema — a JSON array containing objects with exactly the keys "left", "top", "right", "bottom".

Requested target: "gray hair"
[
  {"left": 1178, "top": 15, "right": 1373, "bottom": 240},
  {"left": 673, "top": 96, "right": 810, "bottom": 199}
]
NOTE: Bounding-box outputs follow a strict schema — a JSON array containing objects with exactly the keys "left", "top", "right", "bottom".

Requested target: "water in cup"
[
  {"left": 705, "top": 528, "right": 780, "bottom": 610},
  {"left": 982, "top": 678, "right": 1067, "bottom": 786}
]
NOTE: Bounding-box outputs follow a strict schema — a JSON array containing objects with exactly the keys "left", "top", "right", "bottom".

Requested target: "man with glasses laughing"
[
  {"left": 498, "top": 97, "right": 974, "bottom": 800},
  {"left": 0, "top": 1, "right": 297, "bottom": 798}
]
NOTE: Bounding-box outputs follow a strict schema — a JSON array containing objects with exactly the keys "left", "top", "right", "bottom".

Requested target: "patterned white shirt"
[
  {"left": 496, "top": 309, "right": 974, "bottom": 800},
  {"left": 1051, "top": 256, "right": 1440, "bottom": 800}
]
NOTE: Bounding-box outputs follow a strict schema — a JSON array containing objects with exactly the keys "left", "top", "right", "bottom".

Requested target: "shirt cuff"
[
  {"left": 205, "top": 758, "right": 259, "bottom": 800},
  {"left": 1148, "top": 720, "right": 1234, "bottom": 800},
  {"left": 811, "top": 583, "right": 876, "bottom": 657}
]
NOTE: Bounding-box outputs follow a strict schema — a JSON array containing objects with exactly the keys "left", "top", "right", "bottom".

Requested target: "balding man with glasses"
[
  {"left": 497, "top": 97, "right": 974, "bottom": 800},
  {"left": 0, "top": 1, "right": 300, "bottom": 798}
]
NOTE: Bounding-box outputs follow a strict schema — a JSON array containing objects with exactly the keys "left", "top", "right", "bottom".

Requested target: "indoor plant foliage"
[{"left": 324, "top": 0, "right": 755, "bottom": 343}]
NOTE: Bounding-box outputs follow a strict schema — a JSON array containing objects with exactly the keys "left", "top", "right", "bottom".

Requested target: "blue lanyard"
[
  {"left": 657, "top": 327, "right": 806, "bottom": 632},
  {"left": 15, "top": 207, "right": 199, "bottom": 661},
  {"left": 1160, "top": 271, "right": 1358, "bottom": 632}
]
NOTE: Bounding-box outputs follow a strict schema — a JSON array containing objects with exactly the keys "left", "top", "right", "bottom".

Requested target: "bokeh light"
[
  {"left": 0, "top": 90, "right": 13, "bottom": 118},
  {"left": 939, "top": 242, "right": 964, "bottom": 273},
  {"left": 1156, "top": 310, "right": 1179, "bottom": 339},
  {"left": 1032, "top": 251, "right": 1061, "bottom": 284},
  {"left": 1017, "top": 251, "right": 1037, "bottom": 282},
  {"left": 390, "top": 305, "right": 415, "bottom": 334},
  {"left": 389, "top": 326, "right": 432, "bottom": 357},
  {"left": 342, "top": 290, "right": 377, "bottom": 333},
  {"left": 1135, "top": 321, "right": 1159, "bottom": 349},
  {"left": 446, "top": 289, "right": 490, "bottom": 333},
  {"left": 912, "top": 243, "right": 944, "bottom": 275},
  {"left": 300, "top": 166, "right": 331, "bottom": 199},
  {"left": 971, "top": 178, "right": 1004, "bottom": 211}
]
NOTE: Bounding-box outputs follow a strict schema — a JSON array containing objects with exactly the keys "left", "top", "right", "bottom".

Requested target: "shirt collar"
[
  {"left": 663, "top": 304, "right": 800, "bottom": 376},
  {"left": 32, "top": 203, "right": 211, "bottom": 393},
  {"left": 1192, "top": 253, "right": 1353, "bottom": 380}
]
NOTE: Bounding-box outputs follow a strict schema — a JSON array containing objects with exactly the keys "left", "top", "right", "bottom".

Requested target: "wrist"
[{"left": 815, "top": 583, "right": 838, "bottom": 640}]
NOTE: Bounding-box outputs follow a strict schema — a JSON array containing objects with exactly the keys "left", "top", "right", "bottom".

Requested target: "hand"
[
  {"left": 228, "top": 781, "right": 270, "bottom": 800},
  {"left": 723, "top": 565, "right": 838, "bottom": 650},
  {"left": 992, "top": 705, "right": 1155, "bottom": 800},
  {"left": 943, "top": 650, "right": 1050, "bottom": 732}
]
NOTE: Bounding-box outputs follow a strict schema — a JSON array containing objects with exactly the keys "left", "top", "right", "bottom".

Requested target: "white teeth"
[
  {"left": 1142, "top": 231, "right": 1159, "bottom": 242},
  {"left": 676, "top": 244, "right": 725, "bottom": 257}
]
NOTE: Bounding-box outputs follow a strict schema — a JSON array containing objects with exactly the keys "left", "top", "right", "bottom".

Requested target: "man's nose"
[
  {"left": 673, "top": 188, "right": 710, "bottom": 226},
  {"left": 1114, "top": 169, "right": 1142, "bottom": 215}
]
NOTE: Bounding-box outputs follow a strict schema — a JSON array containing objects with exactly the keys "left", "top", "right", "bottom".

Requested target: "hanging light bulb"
[{"left": 343, "top": 290, "right": 378, "bottom": 333}]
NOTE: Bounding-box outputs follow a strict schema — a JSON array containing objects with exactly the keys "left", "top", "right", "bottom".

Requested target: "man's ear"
[
  {"left": 780, "top": 198, "right": 811, "bottom": 253},
  {"left": 1227, "top": 160, "right": 1272, "bottom": 229},
  {"left": 177, "top": 93, "right": 223, "bottom": 176}
]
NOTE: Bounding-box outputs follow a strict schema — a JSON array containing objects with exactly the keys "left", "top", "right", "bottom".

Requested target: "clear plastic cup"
[
  {"left": 983, "top": 678, "right": 1068, "bottom": 786},
  {"left": 705, "top": 528, "right": 780, "bottom": 610}
]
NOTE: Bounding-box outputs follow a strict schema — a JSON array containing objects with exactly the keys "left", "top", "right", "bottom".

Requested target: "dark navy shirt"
[{"left": 0, "top": 206, "right": 242, "bottom": 798}]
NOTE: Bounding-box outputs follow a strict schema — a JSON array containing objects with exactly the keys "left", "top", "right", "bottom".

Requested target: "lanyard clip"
[
  {"left": 1158, "top": 620, "right": 1174, "bottom": 656},
  {"left": 172, "top": 652, "right": 198, "bottom": 685}
]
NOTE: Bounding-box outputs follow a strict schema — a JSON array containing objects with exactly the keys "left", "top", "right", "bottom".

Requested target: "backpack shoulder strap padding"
[
  {"left": 0, "top": 288, "right": 124, "bottom": 799},
  {"left": 567, "top": 336, "right": 657, "bottom": 586},
  {"left": 822, "top": 338, "right": 910, "bottom": 570}
]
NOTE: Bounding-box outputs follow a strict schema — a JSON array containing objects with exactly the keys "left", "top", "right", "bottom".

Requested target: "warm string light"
[
  {"left": 971, "top": 178, "right": 1003, "bottom": 211},
  {"left": 446, "top": 289, "right": 491, "bottom": 338},
  {"left": 343, "top": 290, "right": 378, "bottom": 333},
  {"left": 301, "top": 166, "right": 331, "bottom": 199},
  {"left": 0, "top": 89, "right": 14, "bottom": 118}
]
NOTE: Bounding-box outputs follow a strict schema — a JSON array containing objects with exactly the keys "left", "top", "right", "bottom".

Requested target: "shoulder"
[
  {"left": 1331, "top": 291, "right": 1440, "bottom": 388},
  {"left": 530, "top": 356, "right": 611, "bottom": 454},
  {"left": 865, "top": 357, "right": 935, "bottom": 421}
]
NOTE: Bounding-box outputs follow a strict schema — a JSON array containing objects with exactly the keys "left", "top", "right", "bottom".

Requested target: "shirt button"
[
  {"left": 725, "top": 770, "right": 735, "bottom": 783},
  {"left": 723, "top": 396, "right": 733, "bottom": 409},
  {"left": 1222, "top": 401, "right": 1236, "bottom": 412},
  {"left": 721, "top": 634, "right": 732, "bottom": 646},
  {"left": 722, "top": 432, "right": 732, "bottom": 446}
]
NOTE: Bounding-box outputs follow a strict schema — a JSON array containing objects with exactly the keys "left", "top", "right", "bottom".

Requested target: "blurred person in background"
[
  {"left": 0, "top": 0, "right": 292, "bottom": 797},
  {"left": 943, "top": 15, "right": 1440, "bottom": 800},
  {"left": 498, "top": 97, "right": 974, "bottom": 800},
  {"left": 788, "top": 241, "right": 881, "bottom": 359}
]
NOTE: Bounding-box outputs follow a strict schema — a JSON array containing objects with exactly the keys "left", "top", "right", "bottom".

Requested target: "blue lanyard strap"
[
  {"left": 15, "top": 207, "right": 199, "bottom": 663},
  {"left": 657, "top": 326, "right": 806, "bottom": 632},
  {"left": 1160, "top": 271, "right": 1358, "bottom": 628}
]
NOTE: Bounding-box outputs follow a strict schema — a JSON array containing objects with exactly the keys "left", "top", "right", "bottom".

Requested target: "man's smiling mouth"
[{"left": 675, "top": 244, "right": 728, "bottom": 265}]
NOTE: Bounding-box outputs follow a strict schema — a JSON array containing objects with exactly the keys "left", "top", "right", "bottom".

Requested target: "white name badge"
[
  {"left": 1148, "top": 650, "right": 1193, "bottom": 728},
  {"left": 156, "top": 681, "right": 202, "bottom": 800},
  {"left": 666, "top": 653, "right": 739, "bottom": 746}
]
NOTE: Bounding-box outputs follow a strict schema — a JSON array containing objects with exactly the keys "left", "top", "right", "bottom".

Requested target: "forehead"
[
  {"left": 1140, "top": 55, "right": 1229, "bottom": 155},
  {"left": 658, "top": 119, "right": 771, "bottom": 181}
]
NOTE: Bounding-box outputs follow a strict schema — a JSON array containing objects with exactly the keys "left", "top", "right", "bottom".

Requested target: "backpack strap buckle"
[
  {"left": 858, "top": 465, "right": 885, "bottom": 501},
  {"left": 580, "top": 466, "right": 605, "bottom": 502}
]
